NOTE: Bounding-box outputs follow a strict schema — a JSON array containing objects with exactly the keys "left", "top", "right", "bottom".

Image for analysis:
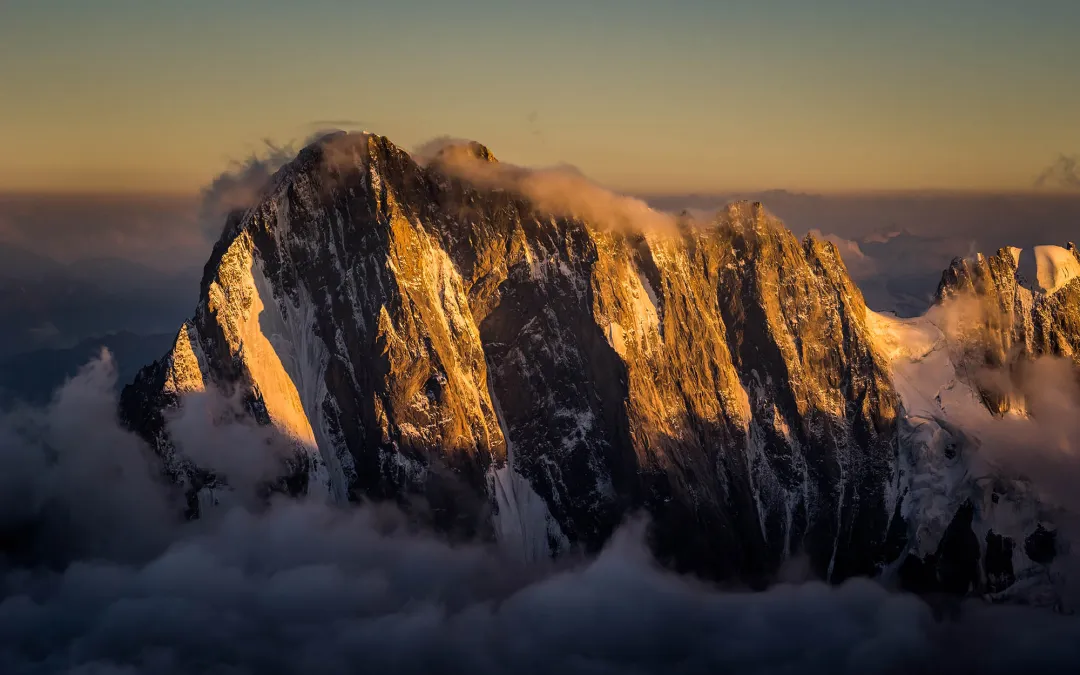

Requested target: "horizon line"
[{"left": 3, "top": 186, "right": 1080, "bottom": 202}]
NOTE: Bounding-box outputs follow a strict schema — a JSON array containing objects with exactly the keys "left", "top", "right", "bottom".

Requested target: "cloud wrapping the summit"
[
  {"left": 197, "top": 140, "right": 297, "bottom": 241},
  {"left": 416, "top": 137, "right": 676, "bottom": 234}
]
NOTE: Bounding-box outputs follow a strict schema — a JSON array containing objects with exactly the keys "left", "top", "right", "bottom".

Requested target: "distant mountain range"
[
  {"left": 0, "top": 331, "right": 174, "bottom": 406},
  {"left": 0, "top": 243, "right": 198, "bottom": 359}
]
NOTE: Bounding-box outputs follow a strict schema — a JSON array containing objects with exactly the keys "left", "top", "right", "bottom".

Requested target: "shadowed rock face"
[{"left": 121, "top": 132, "right": 924, "bottom": 585}]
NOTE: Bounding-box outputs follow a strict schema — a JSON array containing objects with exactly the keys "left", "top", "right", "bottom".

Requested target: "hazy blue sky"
[{"left": 2, "top": 0, "right": 1078, "bottom": 193}]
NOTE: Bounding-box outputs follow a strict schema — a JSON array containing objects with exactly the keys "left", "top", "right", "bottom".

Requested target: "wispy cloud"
[
  {"left": 1035, "top": 154, "right": 1080, "bottom": 191},
  {"left": 197, "top": 139, "right": 298, "bottom": 240}
]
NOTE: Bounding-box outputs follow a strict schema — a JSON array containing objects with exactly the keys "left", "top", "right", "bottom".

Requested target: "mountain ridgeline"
[{"left": 120, "top": 133, "right": 1077, "bottom": 599}]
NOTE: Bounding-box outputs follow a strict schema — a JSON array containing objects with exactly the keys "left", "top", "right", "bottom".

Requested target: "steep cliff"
[{"left": 122, "top": 133, "right": 908, "bottom": 583}]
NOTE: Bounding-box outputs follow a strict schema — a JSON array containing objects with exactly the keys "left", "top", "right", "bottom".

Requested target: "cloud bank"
[{"left": 2, "top": 353, "right": 1080, "bottom": 673}]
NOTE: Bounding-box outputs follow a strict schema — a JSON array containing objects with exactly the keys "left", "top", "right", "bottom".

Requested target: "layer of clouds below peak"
[{"left": 2, "top": 354, "right": 1080, "bottom": 674}]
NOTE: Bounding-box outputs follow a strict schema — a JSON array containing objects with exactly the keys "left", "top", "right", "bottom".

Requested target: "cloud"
[
  {"left": 922, "top": 292, "right": 1080, "bottom": 601},
  {"left": 164, "top": 389, "right": 302, "bottom": 501},
  {"left": 975, "top": 356, "right": 1080, "bottom": 603},
  {"left": 415, "top": 137, "right": 676, "bottom": 234},
  {"left": 0, "top": 350, "right": 179, "bottom": 565},
  {"left": 197, "top": 140, "right": 298, "bottom": 241},
  {"left": 1035, "top": 155, "right": 1080, "bottom": 191},
  {"left": 968, "top": 351, "right": 1080, "bottom": 516},
  {"left": 3, "top": 354, "right": 1080, "bottom": 673},
  {"left": 196, "top": 129, "right": 373, "bottom": 240}
]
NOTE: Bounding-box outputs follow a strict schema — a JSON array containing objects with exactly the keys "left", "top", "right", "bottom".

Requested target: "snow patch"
[
  {"left": 487, "top": 390, "right": 568, "bottom": 561},
  {"left": 247, "top": 262, "right": 343, "bottom": 502},
  {"left": 555, "top": 407, "right": 596, "bottom": 452},
  {"left": 489, "top": 464, "right": 568, "bottom": 562},
  {"left": 605, "top": 322, "right": 627, "bottom": 357}
]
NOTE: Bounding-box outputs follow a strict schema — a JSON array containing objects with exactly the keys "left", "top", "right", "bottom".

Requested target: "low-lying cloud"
[
  {"left": 3, "top": 353, "right": 1080, "bottom": 673},
  {"left": 0, "top": 351, "right": 179, "bottom": 565}
]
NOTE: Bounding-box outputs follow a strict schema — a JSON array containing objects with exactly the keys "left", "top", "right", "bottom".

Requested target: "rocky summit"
[{"left": 121, "top": 133, "right": 1078, "bottom": 601}]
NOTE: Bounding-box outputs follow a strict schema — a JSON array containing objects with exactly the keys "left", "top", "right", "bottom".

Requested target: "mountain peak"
[
  {"left": 123, "top": 132, "right": 907, "bottom": 579},
  {"left": 121, "top": 133, "right": 1077, "bottom": 604}
]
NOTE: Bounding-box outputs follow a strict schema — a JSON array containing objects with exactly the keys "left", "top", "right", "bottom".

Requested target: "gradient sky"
[{"left": 2, "top": 0, "right": 1078, "bottom": 194}]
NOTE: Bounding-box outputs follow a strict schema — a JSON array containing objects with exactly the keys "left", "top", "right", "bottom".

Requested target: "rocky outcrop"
[
  {"left": 122, "top": 133, "right": 906, "bottom": 582},
  {"left": 936, "top": 246, "right": 1080, "bottom": 413}
]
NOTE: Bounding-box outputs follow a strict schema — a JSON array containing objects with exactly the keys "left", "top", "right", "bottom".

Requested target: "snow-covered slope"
[{"left": 867, "top": 307, "right": 1065, "bottom": 606}]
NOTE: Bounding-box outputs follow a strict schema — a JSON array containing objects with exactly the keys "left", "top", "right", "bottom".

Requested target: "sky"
[{"left": 1, "top": 0, "right": 1079, "bottom": 195}]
